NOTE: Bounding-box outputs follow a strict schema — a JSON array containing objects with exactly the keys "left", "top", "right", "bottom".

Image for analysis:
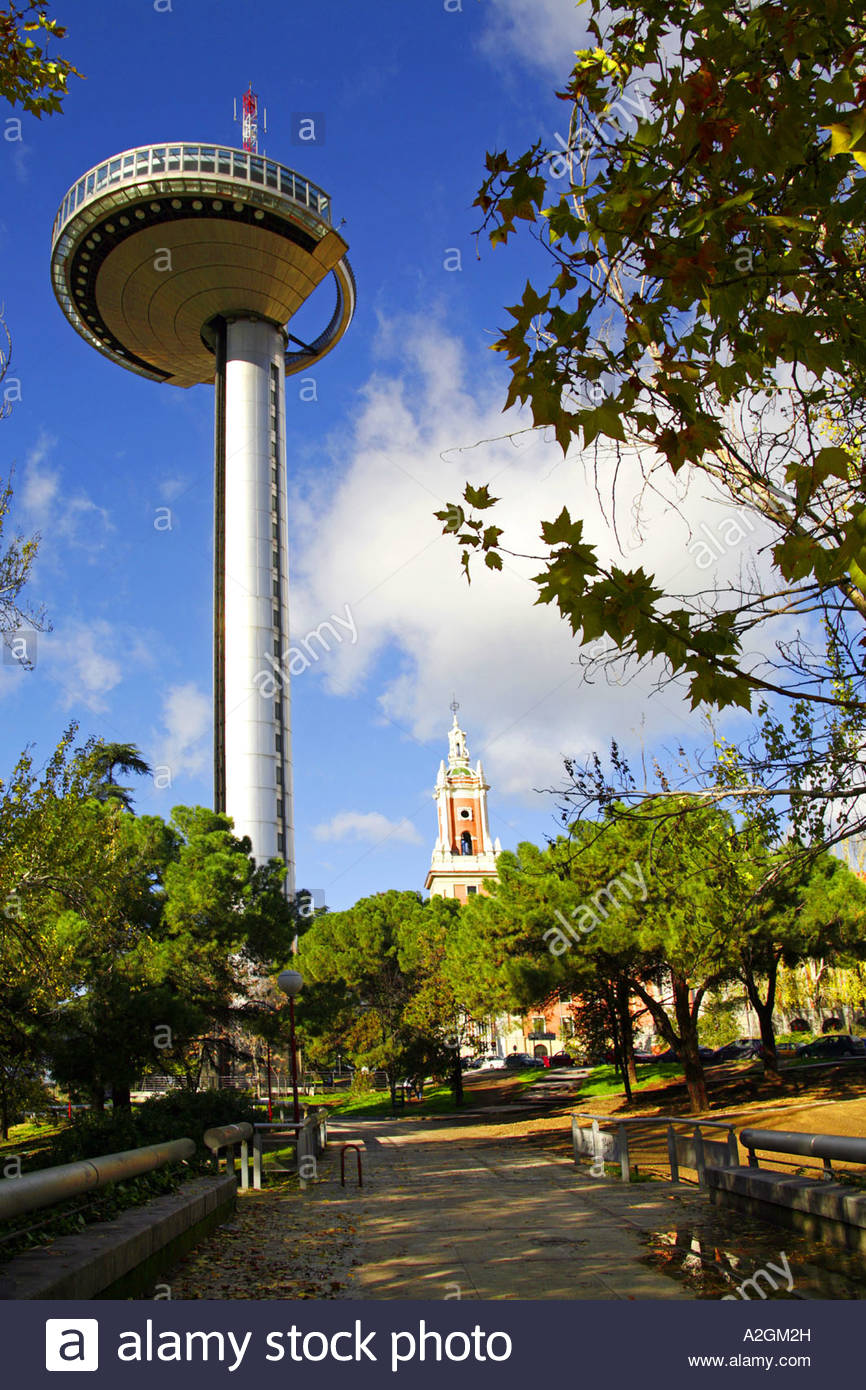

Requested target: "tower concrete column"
[{"left": 222, "top": 316, "right": 294, "bottom": 889}]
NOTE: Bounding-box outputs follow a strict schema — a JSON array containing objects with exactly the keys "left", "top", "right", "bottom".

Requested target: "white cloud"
[
  {"left": 21, "top": 435, "right": 60, "bottom": 512},
  {"left": 40, "top": 620, "right": 124, "bottom": 713},
  {"left": 19, "top": 431, "right": 112, "bottom": 553},
  {"left": 12, "top": 143, "right": 31, "bottom": 185},
  {"left": 151, "top": 682, "right": 211, "bottom": 785},
  {"left": 313, "top": 811, "right": 423, "bottom": 846},
  {"left": 289, "top": 317, "right": 778, "bottom": 802},
  {"left": 478, "top": 0, "right": 587, "bottom": 78},
  {"left": 158, "top": 476, "right": 189, "bottom": 502}
]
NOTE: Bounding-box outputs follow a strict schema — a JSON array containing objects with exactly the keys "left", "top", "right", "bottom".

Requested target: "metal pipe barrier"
[
  {"left": 0, "top": 1137, "right": 195, "bottom": 1222},
  {"left": 340, "top": 1144, "right": 363, "bottom": 1188},
  {"left": 203, "top": 1122, "right": 253, "bottom": 1191},
  {"left": 573, "top": 1112, "right": 739, "bottom": 1186},
  {"left": 740, "top": 1127, "right": 866, "bottom": 1180},
  {"left": 251, "top": 1113, "right": 327, "bottom": 1190}
]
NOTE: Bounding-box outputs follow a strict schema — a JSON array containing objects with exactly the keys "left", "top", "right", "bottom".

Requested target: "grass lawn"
[
  {"left": 577, "top": 1061, "right": 684, "bottom": 1098},
  {"left": 321, "top": 1082, "right": 458, "bottom": 1118},
  {"left": 0, "top": 1119, "right": 65, "bottom": 1162},
  {"left": 297, "top": 1083, "right": 459, "bottom": 1119}
]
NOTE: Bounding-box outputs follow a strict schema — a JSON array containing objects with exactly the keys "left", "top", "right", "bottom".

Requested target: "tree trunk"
[
  {"left": 673, "top": 974, "right": 708, "bottom": 1113},
  {"left": 630, "top": 974, "right": 709, "bottom": 1112},
  {"left": 607, "top": 985, "right": 633, "bottom": 1104},
  {"left": 616, "top": 980, "right": 638, "bottom": 1089},
  {"left": 451, "top": 1055, "right": 463, "bottom": 1106},
  {"left": 754, "top": 1000, "right": 782, "bottom": 1084},
  {"left": 742, "top": 956, "right": 783, "bottom": 1084},
  {"left": 111, "top": 1083, "right": 132, "bottom": 1111}
]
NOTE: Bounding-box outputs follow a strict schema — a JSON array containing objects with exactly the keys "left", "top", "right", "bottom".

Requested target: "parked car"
[
  {"left": 549, "top": 1051, "right": 575, "bottom": 1067},
  {"left": 504, "top": 1052, "right": 544, "bottom": 1069},
  {"left": 796, "top": 1034, "right": 866, "bottom": 1060},
  {"left": 712, "top": 1039, "right": 763, "bottom": 1062},
  {"left": 477, "top": 1055, "right": 506, "bottom": 1070},
  {"left": 654, "top": 1045, "right": 716, "bottom": 1063}
]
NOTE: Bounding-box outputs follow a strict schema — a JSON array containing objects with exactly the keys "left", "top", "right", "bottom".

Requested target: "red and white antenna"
[{"left": 233, "top": 83, "right": 267, "bottom": 153}]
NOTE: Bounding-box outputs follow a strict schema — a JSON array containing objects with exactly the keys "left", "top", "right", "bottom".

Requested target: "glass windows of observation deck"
[
  {"left": 279, "top": 169, "right": 295, "bottom": 199},
  {"left": 265, "top": 161, "right": 278, "bottom": 190},
  {"left": 200, "top": 147, "right": 215, "bottom": 173},
  {"left": 95, "top": 164, "right": 108, "bottom": 190},
  {"left": 151, "top": 148, "right": 166, "bottom": 173},
  {"left": 122, "top": 155, "right": 135, "bottom": 176},
  {"left": 109, "top": 159, "right": 121, "bottom": 182},
  {"left": 167, "top": 147, "right": 182, "bottom": 171},
  {"left": 217, "top": 149, "right": 232, "bottom": 175},
  {"left": 249, "top": 156, "right": 264, "bottom": 185},
  {"left": 183, "top": 147, "right": 199, "bottom": 171},
  {"left": 232, "top": 152, "right": 248, "bottom": 179},
  {"left": 135, "top": 150, "right": 149, "bottom": 173}
]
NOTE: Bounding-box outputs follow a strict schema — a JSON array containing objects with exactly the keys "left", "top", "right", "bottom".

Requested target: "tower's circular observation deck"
[{"left": 50, "top": 143, "right": 355, "bottom": 387}]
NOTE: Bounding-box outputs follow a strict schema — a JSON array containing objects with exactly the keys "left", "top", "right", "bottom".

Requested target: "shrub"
[{"left": 45, "top": 1089, "right": 258, "bottom": 1170}]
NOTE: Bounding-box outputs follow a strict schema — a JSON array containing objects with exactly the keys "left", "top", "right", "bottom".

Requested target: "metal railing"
[
  {"left": 573, "top": 1112, "right": 739, "bottom": 1185},
  {"left": 203, "top": 1122, "right": 253, "bottom": 1192},
  {"left": 0, "top": 1138, "right": 195, "bottom": 1222},
  {"left": 740, "top": 1127, "right": 866, "bottom": 1181},
  {"left": 340, "top": 1144, "right": 363, "bottom": 1188},
  {"left": 251, "top": 1113, "right": 327, "bottom": 1190},
  {"left": 51, "top": 142, "right": 332, "bottom": 246}
]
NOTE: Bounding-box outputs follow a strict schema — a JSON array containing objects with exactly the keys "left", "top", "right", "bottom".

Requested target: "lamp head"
[{"left": 278, "top": 969, "right": 303, "bottom": 997}]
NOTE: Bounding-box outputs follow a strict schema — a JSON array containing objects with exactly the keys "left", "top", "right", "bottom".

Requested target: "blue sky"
[{"left": 0, "top": 0, "right": 760, "bottom": 909}]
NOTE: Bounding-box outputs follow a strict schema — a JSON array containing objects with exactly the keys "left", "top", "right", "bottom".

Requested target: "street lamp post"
[{"left": 278, "top": 969, "right": 303, "bottom": 1125}]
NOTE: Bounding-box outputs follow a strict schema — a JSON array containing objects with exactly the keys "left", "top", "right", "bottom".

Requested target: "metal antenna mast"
[{"left": 233, "top": 82, "right": 267, "bottom": 153}]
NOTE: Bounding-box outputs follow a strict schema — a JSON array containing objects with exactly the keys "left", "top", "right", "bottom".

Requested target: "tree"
[
  {"left": 442, "top": 0, "right": 866, "bottom": 719},
  {"left": 556, "top": 626, "right": 866, "bottom": 884},
  {"left": 1, "top": 310, "right": 49, "bottom": 658},
  {"left": 0, "top": 726, "right": 298, "bottom": 1109},
  {"left": 0, "top": 1, "right": 82, "bottom": 117},
  {"left": 724, "top": 844, "right": 866, "bottom": 1078},
  {"left": 0, "top": 469, "right": 48, "bottom": 661},
  {"left": 297, "top": 890, "right": 463, "bottom": 1105},
  {"left": 2, "top": 0, "right": 83, "bottom": 645},
  {"left": 42, "top": 805, "right": 297, "bottom": 1108},
  {"left": 460, "top": 807, "right": 783, "bottom": 1112},
  {"left": 84, "top": 740, "right": 151, "bottom": 811},
  {"left": 455, "top": 831, "right": 660, "bottom": 1101},
  {"left": 0, "top": 729, "right": 151, "bottom": 1110}
]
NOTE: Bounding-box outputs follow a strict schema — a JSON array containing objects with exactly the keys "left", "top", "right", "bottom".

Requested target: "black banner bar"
[{"left": 0, "top": 1298, "right": 851, "bottom": 1386}]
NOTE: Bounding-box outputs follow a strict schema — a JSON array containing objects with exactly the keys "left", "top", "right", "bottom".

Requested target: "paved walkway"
[
  {"left": 162, "top": 1111, "right": 866, "bottom": 1301},
  {"left": 316, "top": 1119, "right": 701, "bottom": 1299}
]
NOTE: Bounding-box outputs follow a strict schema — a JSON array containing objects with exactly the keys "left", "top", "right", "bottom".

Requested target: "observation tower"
[{"left": 50, "top": 97, "right": 355, "bottom": 893}]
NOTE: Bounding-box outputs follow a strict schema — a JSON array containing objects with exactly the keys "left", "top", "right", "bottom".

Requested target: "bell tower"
[{"left": 425, "top": 702, "right": 501, "bottom": 902}]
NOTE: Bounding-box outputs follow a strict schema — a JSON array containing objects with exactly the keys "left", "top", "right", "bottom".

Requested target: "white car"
[{"left": 478, "top": 1055, "right": 506, "bottom": 1070}]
